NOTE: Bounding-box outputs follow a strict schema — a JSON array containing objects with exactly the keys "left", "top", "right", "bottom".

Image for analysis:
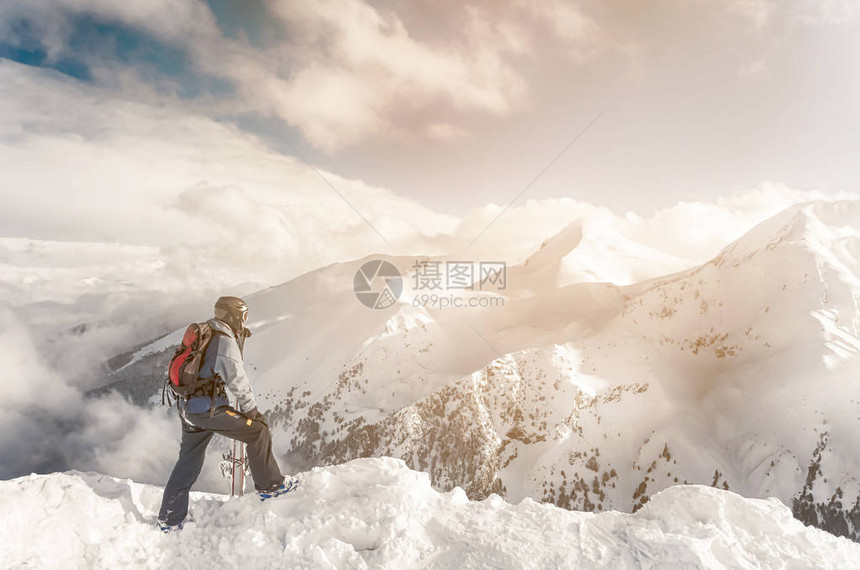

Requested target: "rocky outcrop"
[{"left": 792, "top": 432, "right": 860, "bottom": 541}]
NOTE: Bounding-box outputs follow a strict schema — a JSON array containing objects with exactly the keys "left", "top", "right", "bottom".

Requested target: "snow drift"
[{"left": 2, "top": 458, "right": 858, "bottom": 569}]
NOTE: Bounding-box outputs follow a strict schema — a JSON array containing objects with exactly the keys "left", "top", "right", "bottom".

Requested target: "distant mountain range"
[{"left": 105, "top": 200, "right": 860, "bottom": 541}]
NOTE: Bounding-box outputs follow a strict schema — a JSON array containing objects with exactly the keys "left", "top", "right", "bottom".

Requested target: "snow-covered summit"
[
  {"left": 2, "top": 458, "right": 858, "bottom": 569},
  {"left": 712, "top": 200, "right": 860, "bottom": 267},
  {"left": 521, "top": 218, "right": 693, "bottom": 287}
]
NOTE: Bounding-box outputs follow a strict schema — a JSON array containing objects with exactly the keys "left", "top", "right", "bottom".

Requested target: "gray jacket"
[{"left": 183, "top": 318, "right": 258, "bottom": 414}]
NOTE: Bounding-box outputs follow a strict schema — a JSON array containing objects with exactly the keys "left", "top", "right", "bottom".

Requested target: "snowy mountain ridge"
[
  {"left": 3, "top": 458, "right": 859, "bottom": 569},
  {"left": 104, "top": 200, "right": 860, "bottom": 542}
]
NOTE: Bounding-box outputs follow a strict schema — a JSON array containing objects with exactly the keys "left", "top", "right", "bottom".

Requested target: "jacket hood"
[{"left": 208, "top": 318, "right": 236, "bottom": 339}]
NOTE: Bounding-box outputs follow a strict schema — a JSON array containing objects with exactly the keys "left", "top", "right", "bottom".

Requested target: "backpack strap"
[
  {"left": 205, "top": 330, "right": 230, "bottom": 417},
  {"left": 162, "top": 377, "right": 172, "bottom": 406}
]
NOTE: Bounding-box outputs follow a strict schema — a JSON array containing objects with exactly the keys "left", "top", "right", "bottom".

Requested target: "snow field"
[{"left": 2, "top": 457, "right": 859, "bottom": 569}]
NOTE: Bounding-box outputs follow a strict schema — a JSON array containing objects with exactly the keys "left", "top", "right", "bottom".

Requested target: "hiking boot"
[
  {"left": 158, "top": 520, "right": 184, "bottom": 533},
  {"left": 259, "top": 478, "right": 299, "bottom": 501}
]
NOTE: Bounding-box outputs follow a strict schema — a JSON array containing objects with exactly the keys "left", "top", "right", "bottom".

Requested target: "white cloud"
[
  {"left": 425, "top": 123, "right": 469, "bottom": 142},
  {"left": 519, "top": 0, "right": 609, "bottom": 63},
  {"left": 257, "top": 67, "right": 389, "bottom": 151},
  {"left": 0, "top": 61, "right": 458, "bottom": 278},
  {"left": 794, "top": 0, "right": 860, "bottom": 24},
  {"left": 254, "top": 0, "right": 528, "bottom": 150},
  {"left": 618, "top": 182, "right": 848, "bottom": 262},
  {"left": 0, "top": 304, "right": 78, "bottom": 410},
  {"left": 68, "top": 0, "right": 219, "bottom": 44},
  {"left": 729, "top": 0, "right": 860, "bottom": 29},
  {"left": 0, "top": 0, "right": 534, "bottom": 151},
  {"left": 3, "top": 57, "right": 852, "bottom": 290},
  {"left": 2, "top": 0, "right": 856, "bottom": 157},
  {"left": 449, "top": 182, "right": 859, "bottom": 268},
  {"left": 731, "top": 0, "right": 777, "bottom": 30},
  {"left": 0, "top": 0, "right": 618, "bottom": 151},
  {"left": 739, "top": 58, "right": 769, "bottom": 77},
  {"left": 0, "top": 301, "right": 229, "bottom": 489}
]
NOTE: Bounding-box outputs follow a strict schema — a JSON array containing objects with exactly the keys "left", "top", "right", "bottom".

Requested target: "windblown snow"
[{"left": 3, "top": 458, "right": 858, "bottom": 570}]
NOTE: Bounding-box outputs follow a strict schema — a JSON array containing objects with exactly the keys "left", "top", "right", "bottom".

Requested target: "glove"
[{"left": 245, "top": 407, "right": 269, "bottom": 428}]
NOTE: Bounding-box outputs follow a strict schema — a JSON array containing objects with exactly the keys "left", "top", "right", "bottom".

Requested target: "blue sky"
[{"left": 0, "top": 8, "right": 234, "bottom": 97}]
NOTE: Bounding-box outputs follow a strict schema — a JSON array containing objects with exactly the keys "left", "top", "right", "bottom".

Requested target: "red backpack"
[{"left": 162, "top": 322, "right": 227, "bottom": 405}]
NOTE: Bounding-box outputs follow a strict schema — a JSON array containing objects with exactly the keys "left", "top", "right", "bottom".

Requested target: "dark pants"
[{"left": 158, "top": 405, "right": 284, "bottom": 526}]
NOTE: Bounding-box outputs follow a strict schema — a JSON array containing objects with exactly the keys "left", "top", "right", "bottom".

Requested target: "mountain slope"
[
  {"left": 107, "top": 200, "right": 860, "bottom": 541},
  {"left": 2, "top": 458, "right": 859, "bottom": 569}
]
